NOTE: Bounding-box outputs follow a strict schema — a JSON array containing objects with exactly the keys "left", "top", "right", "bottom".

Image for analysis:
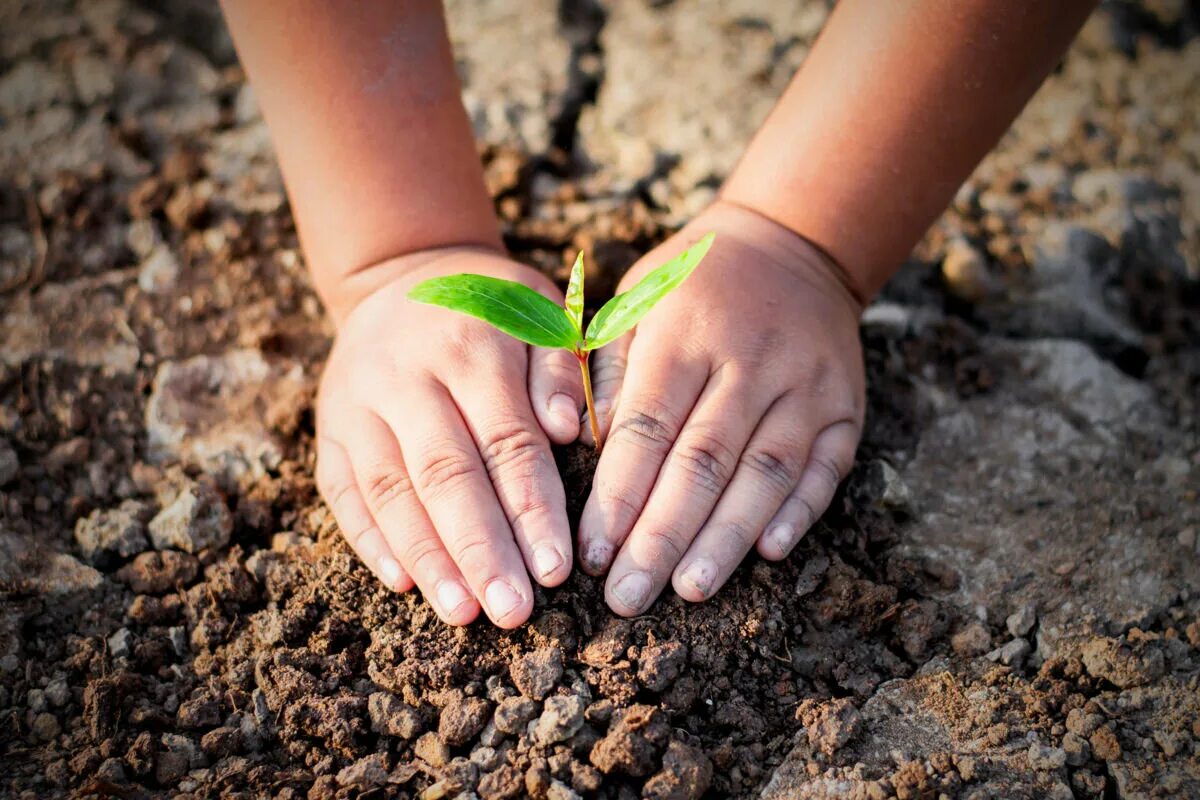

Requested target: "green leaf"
[
  {"left": 584, "top": 232, "right": 715, "bottom": 350},
  {"left": 565, "top": 250, "right": 585, "bottom": 336},
  {"left": 408, "top": 274, "right": 579, "bottom": 349}
]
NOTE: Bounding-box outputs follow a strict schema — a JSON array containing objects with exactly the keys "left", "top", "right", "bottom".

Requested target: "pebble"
[
  {"left": 148, "top": 480, "right": 233, "bottom": 553},
  {"left": 414, "top": 732, "right": 450, "bottom": 767},
  {"left": 137, "top": 245, "right": 181, "bottom": 295},
  {"left": 532, "top": 695, "right": 585, "bottom": 746},
  {"left": 494, "top": 696, "right": 539, "bottom": 734},
  {"left": 1027, "top": 742, "right": 1067, "bottom": 771},
  {"left": 74, "top": 500, "right": 151, "bottom": 565},
  {"left": 986, "top": 638, "right": 1031, "bottom": 667},
  {"left": 26, "top": 689, "right": 46, "bottom": 712},
  {"left": 44, "top": 678, "right": 70, "bottom": 708},
  {"left": 32, "top": 712, "right": 60, "bottom": 740},
  {"left": 107, "top": 628, "right": 132, "bottom": 659},
  {"left": 1006, "top": 604, "right": 1037, "bottom": 638},
  {"left": 336, "top": 753, "right": 389, "bottom": 788},
  {"left": 368, "top": 692, "right": 424, "bottom": 739},
  {"left": 510, "top": 647, "right": 563, "bottom": 700}
]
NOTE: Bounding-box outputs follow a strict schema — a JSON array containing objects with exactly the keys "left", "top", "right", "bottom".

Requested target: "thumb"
[
  {"left": 579, "top": 332, "right": 632, "bottom": 448},
  {"left": 529, "top": 346, "right": 586, "bottom": 445}
]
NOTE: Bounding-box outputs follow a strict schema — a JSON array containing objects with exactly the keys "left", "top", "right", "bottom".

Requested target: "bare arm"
[
  {"left": 722, "top": 0, "right": 1097, "bottom": 301},
  {"left": 219, "top": 0, "right": 501, "bottom": 320}
]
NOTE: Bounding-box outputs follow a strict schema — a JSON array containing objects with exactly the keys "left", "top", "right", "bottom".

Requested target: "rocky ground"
[{"left": 0, "top": 0, "right": 1197, "bottom": 798}]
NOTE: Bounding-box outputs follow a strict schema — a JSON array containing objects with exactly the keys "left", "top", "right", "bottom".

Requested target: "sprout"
[{"left": 409, "top": 233, "right": 715, "bottom": 449}]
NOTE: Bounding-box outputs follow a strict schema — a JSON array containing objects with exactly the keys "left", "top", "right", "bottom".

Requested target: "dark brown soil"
[{"left": 1, "top": 2, "right": 1199, "bottom": 799}]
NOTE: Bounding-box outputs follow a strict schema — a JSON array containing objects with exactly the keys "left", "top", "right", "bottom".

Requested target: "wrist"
[
  {"left": 317, "top": 241, "right": 507, "bottom": 326},
  {"left": 687, "top": 199, "right": 867, "bottom": 314}
]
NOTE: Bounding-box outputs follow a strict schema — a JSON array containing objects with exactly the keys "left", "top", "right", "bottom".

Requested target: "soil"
[{"left": 1, "top": 1, "right": 1199, "bottom": 799}]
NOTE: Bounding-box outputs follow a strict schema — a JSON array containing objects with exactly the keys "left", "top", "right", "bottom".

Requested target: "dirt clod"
[{"left": 511, "top": 646, "right": 564, "bottom": 700}]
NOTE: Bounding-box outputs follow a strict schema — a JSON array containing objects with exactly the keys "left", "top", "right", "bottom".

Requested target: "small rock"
[
  {"left": 27, "top": 688, "right": 46, "bottom": 712},
  {"left": 510, "top": 647, "right": 563, "bottom": 700},
  {"left": 439, "top": 691, "right": 491, "bottom": 746},
  {"left": 74, "top": 500, "right": 151, "bottom": 565},
  {"left": 147, "top": 479, "right": 233, "bottom": 553},
  {"left": 1062, "top": 732, "right": 1091, "bottom": 766},
  {"left": 107, "top": 628, "right": 132, "bottom": 659},
  {"left": 95, "top": 757, "right": 126, "bottom": 783},
  {"left": 155, "top": 750, "right": 189, "bottom": 785},
  {"left": 168, "top": 626, "right": 188, "bottom": 657},
  {"left": 478, "top": 720, "right": 504, "bottom": 748},
  {"left": 368, "top": 692, "right": 423, "bottom": 739},
  {"left": 177, "top": 694, "right": 221, "bottom": 729},
  {"left": 1089, "top": 726, "right": 1122, "bottom": 761},
  {"left": 1027, "top": 742, "right": 1067, "bottom": 771},
  {"left": 637, "top": 641, "right": 687, "bottom": 692},
  {"left": 1066, "top": 708, "right": 1104, "bottom": 737},
  {"left": 137, "top": 245, "right": 181, "bottom": 295},
  {"left": 470, "top": 745, "right": 501, "bottom": 772},
  {"left": 532, "top": 695, "right": 585, "bottom": 746},
  {"left": 337, "top": 753, "right": 389, "bottom": 788},
  {"left": 1006, "top": 604, "right": 1037, "bottom": 638},
  {"left": 941, "top": 237, "right": 993, "bottom": 302},
  {"left": 32, "top": 712, "right": 61, "bottom": 740},
  {"left": 199, "top": 726, "right": 240, "bottom": 758},
  {"left": 494, "top": 696, "right": 538, "bottom": 735},
  {"left": 1080, "top": 637, "right": 1165, "bottom": 688},
  {"left": 951, "top": 622, "right": 992, "bottom": 657},
  {"left": 866, "top": 460, "right": 915, "bottom": 515},
  {"left": 986, "top": 638, "right": 1031, "bottom": 667},
  {"left": 414, "top": 732, "right": 450, "bottom": 767},
  {"left": 798, "top": 698, "right": 862, "bottom": 756},
  {"left": 44, "top": 678, "right": 70, "bottom": 708},
  {"left": 641, "top": 740, "right": 713, "bottom": 800},
  {"left": 546, "top": 779, "right": 582, "bottom": 800},
  {"left": 0, "top": 439, "right": 18, "bottom": 485}
]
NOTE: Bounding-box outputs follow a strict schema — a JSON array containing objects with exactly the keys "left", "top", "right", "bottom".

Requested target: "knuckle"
[
  {"left": 478, "top": 421, "right": 544, "bottom": 478},
  {"left": 792, "top": 493, "right": 820, "bottom": 530},
  {"left": 404, "top": 538, "right": 445, "bottom": 577},
  {"left": 806, "top": 454, "right": 845, "bottom": 495},
  {"left": 670, "top": 434, "right": 736, "bottom": 495},
  {"left": 362, "top": 465, "right": 415, "bottom": 513},
  {"left": 741, "top": 445, "right": 804, "bottom": 494},
  {"left": 719, "top": 519, "right": 756, "bottom": 553},
  {"left": 642, "top": 526, "right": 687, "bottom": 561},
  {"left": 451, "top": 528, "right": 496, "bottom": 569},
  {"left": 591, "top": 354, "right": 628, "bottom": 391},
  {"left": 599, "top": 481, "right": 647, "bottom": 524},
  {"left": 612, "top": 401, "right": 679, "bottom": 451},
  {"left": 413, "top": 445, "right": 482, "bottom": 499}
]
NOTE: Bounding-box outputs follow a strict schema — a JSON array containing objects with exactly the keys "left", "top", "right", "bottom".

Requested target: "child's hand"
[
  {"left": 579, "top": 202, "right": 865, "bottom": 615},
  {"left": 315, "top": 248, "right": 585, "bottom": 628}
]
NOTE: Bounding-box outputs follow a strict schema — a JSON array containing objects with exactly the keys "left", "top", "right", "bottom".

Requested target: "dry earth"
[{"left": 0, "top": 1, "right": 1198, "bottom": 798}]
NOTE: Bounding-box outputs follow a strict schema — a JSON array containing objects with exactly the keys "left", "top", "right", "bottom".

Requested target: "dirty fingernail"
[
  {"left": 485, "top": 579, "right": 523, "bottom": 621},
  {"left": 678, "top": 557, "right": 716, "bottom": 598},
  {"left": 378, "top": 556, "right": 403, "bottom": 589},
  {"left": 436, "top": 580, "right": 472, "bottom": 616},
  {"left": 582, "top": 540, "right": 612, "bottom": 573},
  {"left": 549, "top": 393, "right": 578, "bottom": 433},
  {"left": 532, "top": 543, "right": 564, "bottom": 581},
  {"left": 611, "top": 570, "right": 651, "bottom": 611},
  {"left": 766, "top": 523, "right": 795, "bottom": 556}
]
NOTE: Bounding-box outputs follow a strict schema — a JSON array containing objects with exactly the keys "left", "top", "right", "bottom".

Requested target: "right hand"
[{"left": 314, "top": 247, "right": 586, "bottom": 628}]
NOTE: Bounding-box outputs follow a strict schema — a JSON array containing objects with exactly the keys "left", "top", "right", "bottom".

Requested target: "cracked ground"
[{"left": 0, "top": 0, "right": 1198, "bottom": 798}]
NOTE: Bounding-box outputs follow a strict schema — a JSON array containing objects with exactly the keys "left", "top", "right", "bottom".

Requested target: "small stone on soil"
[
  {"left": 369, "top": 691, "right": 423, "bottom": 739},
  {"left": 510, "top": 646, "right": 564, "bottom": 700},
  {"left": 147, "top": 478, "right": 233, "bottom": 553},
  {"left": 1006, "top": 604, "right": 1037, "bottom": 638},
  {"left": 532, "top": 694, "right": 585, "bottom": 746},
  {"left": 494, "top": 695, "right": 538, "bottom": 734}
]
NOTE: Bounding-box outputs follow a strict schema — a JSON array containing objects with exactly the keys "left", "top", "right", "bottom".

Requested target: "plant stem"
[{"left": 577, "top": 350, "right": 602, "bottom": 451}]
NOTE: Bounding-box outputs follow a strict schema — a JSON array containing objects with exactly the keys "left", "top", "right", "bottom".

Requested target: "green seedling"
[{"left": 408, "top": 233, "right": 715, "bottom": 450}]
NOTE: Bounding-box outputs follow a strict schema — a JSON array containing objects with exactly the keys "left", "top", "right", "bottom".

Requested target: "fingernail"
[
  {"left": 436, "top": 580, "right": 472, "bottom": 616},
  {"left": 548, "top": 393, "right": 578, "bottom": 432},
  {"left": 484, "top": 579, "right": 523, "bottom": 621},
  {"left": 678, "top": 557, "right": 716, "bottom": 597},
  {"left": 766, "top": 523, "right": 795, "bottom": 556},
  {"left": 582, "top": 540, "right": 612, "bottom": 573},
  {"left": 611, "top": 570, "right": 651, "bottom": 611},
  {"left": 378, "top": 556, "right": 403, "bottom": 589},
  {"left": 532, "top": 543, "right": 564, "bottom": 581}
]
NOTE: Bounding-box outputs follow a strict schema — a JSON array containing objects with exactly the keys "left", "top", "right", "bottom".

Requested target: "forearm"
[
  {"left": 722, "top": 0, "right": 1095, "bottom": 302},
  {"left": 220, "top": 0, "right": 500, "bottom": 318}
]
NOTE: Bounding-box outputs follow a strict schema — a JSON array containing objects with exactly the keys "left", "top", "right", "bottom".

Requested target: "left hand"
[{"left": 578, "top": 201, "right": 866, "bottom": 615}]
